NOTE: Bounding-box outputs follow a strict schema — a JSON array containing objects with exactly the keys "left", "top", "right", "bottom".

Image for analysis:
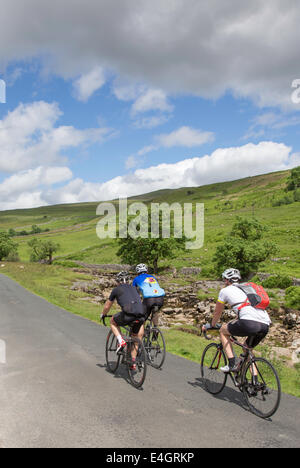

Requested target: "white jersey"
[{"left": 218, "top": 285, "right": 271, "bottom": 325}]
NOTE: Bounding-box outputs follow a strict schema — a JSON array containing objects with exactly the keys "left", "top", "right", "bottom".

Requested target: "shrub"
[
  {"left": 272, "top": 194, "right": 294, "bottom": 206},
  {"left": 4, "top": 251, "right": 20, "bottom": 262},
  {"left": 262, "top": 275, "right": 293, "bottom": 289},
  {"left": 293, "top": 189, "right": 300, "bottom": 202},
  {"left": 286, "top": 166, "right": 300, "bottom": 191},
  {"left": 285, "top": 286, "right": 300, "bottom": 309}
]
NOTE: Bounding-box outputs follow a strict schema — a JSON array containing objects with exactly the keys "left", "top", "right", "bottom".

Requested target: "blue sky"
[{"left": 0, "top": 1, "right": 300, "bottom": 209}]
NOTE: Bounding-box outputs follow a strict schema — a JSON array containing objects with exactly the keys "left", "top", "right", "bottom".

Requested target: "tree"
[
  {"left": 118, "top": 236, "right": 186, "bottom": 273},
  {"left": 117, "top": 213, "right": 186, "bottom": 273},
  {"left": 213, "top": 217, "right": 277, "bottom": 278},
  {"left": 231, "top": 216, "right": 266, "bottom": 241},
  {"left": 28, "top": 238, "right": 60, "bottom": 264},
  {"left": 0, "top": 231, "right": 18, "bottom": 261}
]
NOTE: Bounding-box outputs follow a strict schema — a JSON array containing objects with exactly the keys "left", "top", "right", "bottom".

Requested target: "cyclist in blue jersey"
[{"left": 133, "top": 264, "right": 165, "bottom": 327}]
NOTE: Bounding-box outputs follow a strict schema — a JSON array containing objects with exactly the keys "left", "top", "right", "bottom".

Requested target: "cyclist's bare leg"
[
  {"left": 110, "top": 317, "right": 123, "bottom": 342},
  {"left": 220, "top": 323, "right": 235, "bottom": 359},
  {"left": 152, "top": 311, "right": 159, "bottom": 327},
  {"left": 130, "top": 324, "right": 144, "bottom": 360}
]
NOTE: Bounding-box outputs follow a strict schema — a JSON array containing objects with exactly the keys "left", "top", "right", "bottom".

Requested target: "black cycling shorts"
[
  {"left": 113, "top": 311, "right": 145, "bottom": 334},
  {"left": 143, "top": 296, "right": 164, "bottom": 319},
  {"left": 228, "top": 319, "right": 269, "bottom": 348}
]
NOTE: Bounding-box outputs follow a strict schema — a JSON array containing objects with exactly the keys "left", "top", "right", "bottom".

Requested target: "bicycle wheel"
[
  {"left": 242, "top": 357, "right": 281, "bottom": 419},
  {"left": 146, "top": 327, "right": 166, "bottom": 369},
  {"left": 201, "top": 343, "right": 227, "bottom": 395},
  {"left": 127, "top": 337, "right": 147, "bottom": 389},
  {"left": 105, "top": 330, "right": 121, "bottom": 373}
]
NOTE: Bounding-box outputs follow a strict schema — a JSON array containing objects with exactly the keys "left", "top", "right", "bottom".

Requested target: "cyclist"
[
  {"left": 101, "top": 271, "right": 146, "bottom": 366},
  {"left": 132, "top": 264, "right": 165, "bottom": 327},
  {"left": 203, "top": 268, "right": 271, "bottom": 373}
]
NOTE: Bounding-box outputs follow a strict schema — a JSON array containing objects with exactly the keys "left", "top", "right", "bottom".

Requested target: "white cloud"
[
  {"left": 112, "top": 80, "right": 173, "bottom": 128},
  {"left": 0, "top": 166, "right": 73, "bottom": 210},
  {"left": 133, "top": 114, "right": 170, "bottom": 129},
  {"left": 98, "top": 141, "right": 299, "bottom": 201},
  {"left": 119, "top": 142, "right": 295, "bottom": 197},
  {"left": 2, "top": 140, "right": 296, "bottom": 210},
  {"left": 73, "top": 66, "right": 106, "bottom": 102},
  {"left": 0, "top": 166, "right": 72, "bottom": 197},
  {"left": 131, "top": 88, "right": 173, "bottom": 115},
  {"left": 127, "top": 126, "right": 214, "bottom": 166},
  {"left": 125, "top": 155, "right": 138, "bottom": 170},
  {"left": 0, "top": 1, "right": 299, "bottom": 108},
  {"left": 0, "top": 192, "right": 45, "bottom": 211},
  {"left": 156, "top": 126, "right": 215, "bottom": 148},
  {"left": 243, "top": 111, "right": 300, "bottom": 140},
  {"left": 112, "top": 79, "right": 146, "bottom": 102},
  {"left": 0, "top": 101, "right": 115, "bottom": 173},
  {"left": 0, "top": 100, "right": 118, "bottom": 209}
]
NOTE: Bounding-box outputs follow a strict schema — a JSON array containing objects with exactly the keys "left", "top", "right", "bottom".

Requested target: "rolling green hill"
[{"left": 0, "top": 168, "right": 299, "bottom": 277}]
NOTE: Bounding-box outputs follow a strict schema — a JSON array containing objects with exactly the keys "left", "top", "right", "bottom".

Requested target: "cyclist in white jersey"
[{"left": 203, "top": 268, "right": 271, "bottom": 373}]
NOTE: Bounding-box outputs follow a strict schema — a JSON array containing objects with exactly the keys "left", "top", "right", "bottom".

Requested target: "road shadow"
[
  {"left": 188, "top": 377, "right": 249, "bottom": 413},
  {"left": 96, "top": 363, "right": 144, "bottom": 391}
]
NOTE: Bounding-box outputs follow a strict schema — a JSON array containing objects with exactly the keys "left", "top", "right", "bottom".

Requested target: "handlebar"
[
  {"left": 201, "top": 323, "right": 222, "bottom": 340},
  {"left": 101, "top": 315, "right": 113, "bottom": 327}
]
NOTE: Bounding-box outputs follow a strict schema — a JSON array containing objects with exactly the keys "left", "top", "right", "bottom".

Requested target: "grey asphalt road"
[{"left": 0, "top": 274, "right": 299, "bottom": 448}]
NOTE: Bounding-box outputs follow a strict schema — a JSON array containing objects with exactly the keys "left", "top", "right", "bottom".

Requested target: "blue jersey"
[{"left": 132, "top": 274, "right": 165, "bottom": 299}]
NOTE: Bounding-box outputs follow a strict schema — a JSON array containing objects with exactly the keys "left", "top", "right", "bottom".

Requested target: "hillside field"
[{"left": 0, "top": 169, "right": 299, "bottom": 278}]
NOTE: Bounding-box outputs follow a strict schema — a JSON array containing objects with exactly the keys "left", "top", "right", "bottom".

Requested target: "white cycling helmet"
[
  {"left": 222, "top": 268, "right": 241, "bottom": 283},
  {"left": 136, "top": 263, "right": 148, "bottom": 274},
  {"left": 116, "top": 271, "right": 130, "bottom": 283}
]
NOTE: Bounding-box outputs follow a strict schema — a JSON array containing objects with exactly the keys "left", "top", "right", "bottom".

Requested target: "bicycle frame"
[
  {"left": 203, "top": 328, "right": 260, "bottom": 388},
  {"left": 201, "top": 325, "right": 281, "bottom": 418},
  {"left": 143, "top": 308, "right": 166, "bottom": 369},
  {"left": 102, "top": 315, "right": 147, "bottom": 388}
]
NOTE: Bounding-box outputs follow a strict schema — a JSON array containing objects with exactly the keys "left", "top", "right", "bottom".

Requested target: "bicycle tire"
[
  {"left": 242, "top": 357, "right": 281, "bottom": 419},
  {"left": 201, "top": 343, "right": 228, "bottom": 395},
  {"left": 105, "top": 330, "right": 121, "bottom": 373},
  {"left": 145, "top": 327, "right": 166, "bottom": 369},
  {"left": 127, "top": 337, "right": 147, "bottom": 389}
]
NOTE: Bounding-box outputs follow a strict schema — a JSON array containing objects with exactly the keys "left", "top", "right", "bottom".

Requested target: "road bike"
[
  {"left": 102, "top": 315, "right": 147, "bottom": 389},
  {"left": 200, "top": 325, "right": 281, "bottom": 419},
  {"left": 143, "top": 305, "right": 166, "bottom": 369}
]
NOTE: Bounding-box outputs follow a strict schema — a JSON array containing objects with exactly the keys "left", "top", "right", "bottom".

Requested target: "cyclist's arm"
[
  {"left": 211, "top": 301, "right": 225, "bottom": 328},
  {"left": 102, "top": 299, "right": 114, "bottom": 316}
]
